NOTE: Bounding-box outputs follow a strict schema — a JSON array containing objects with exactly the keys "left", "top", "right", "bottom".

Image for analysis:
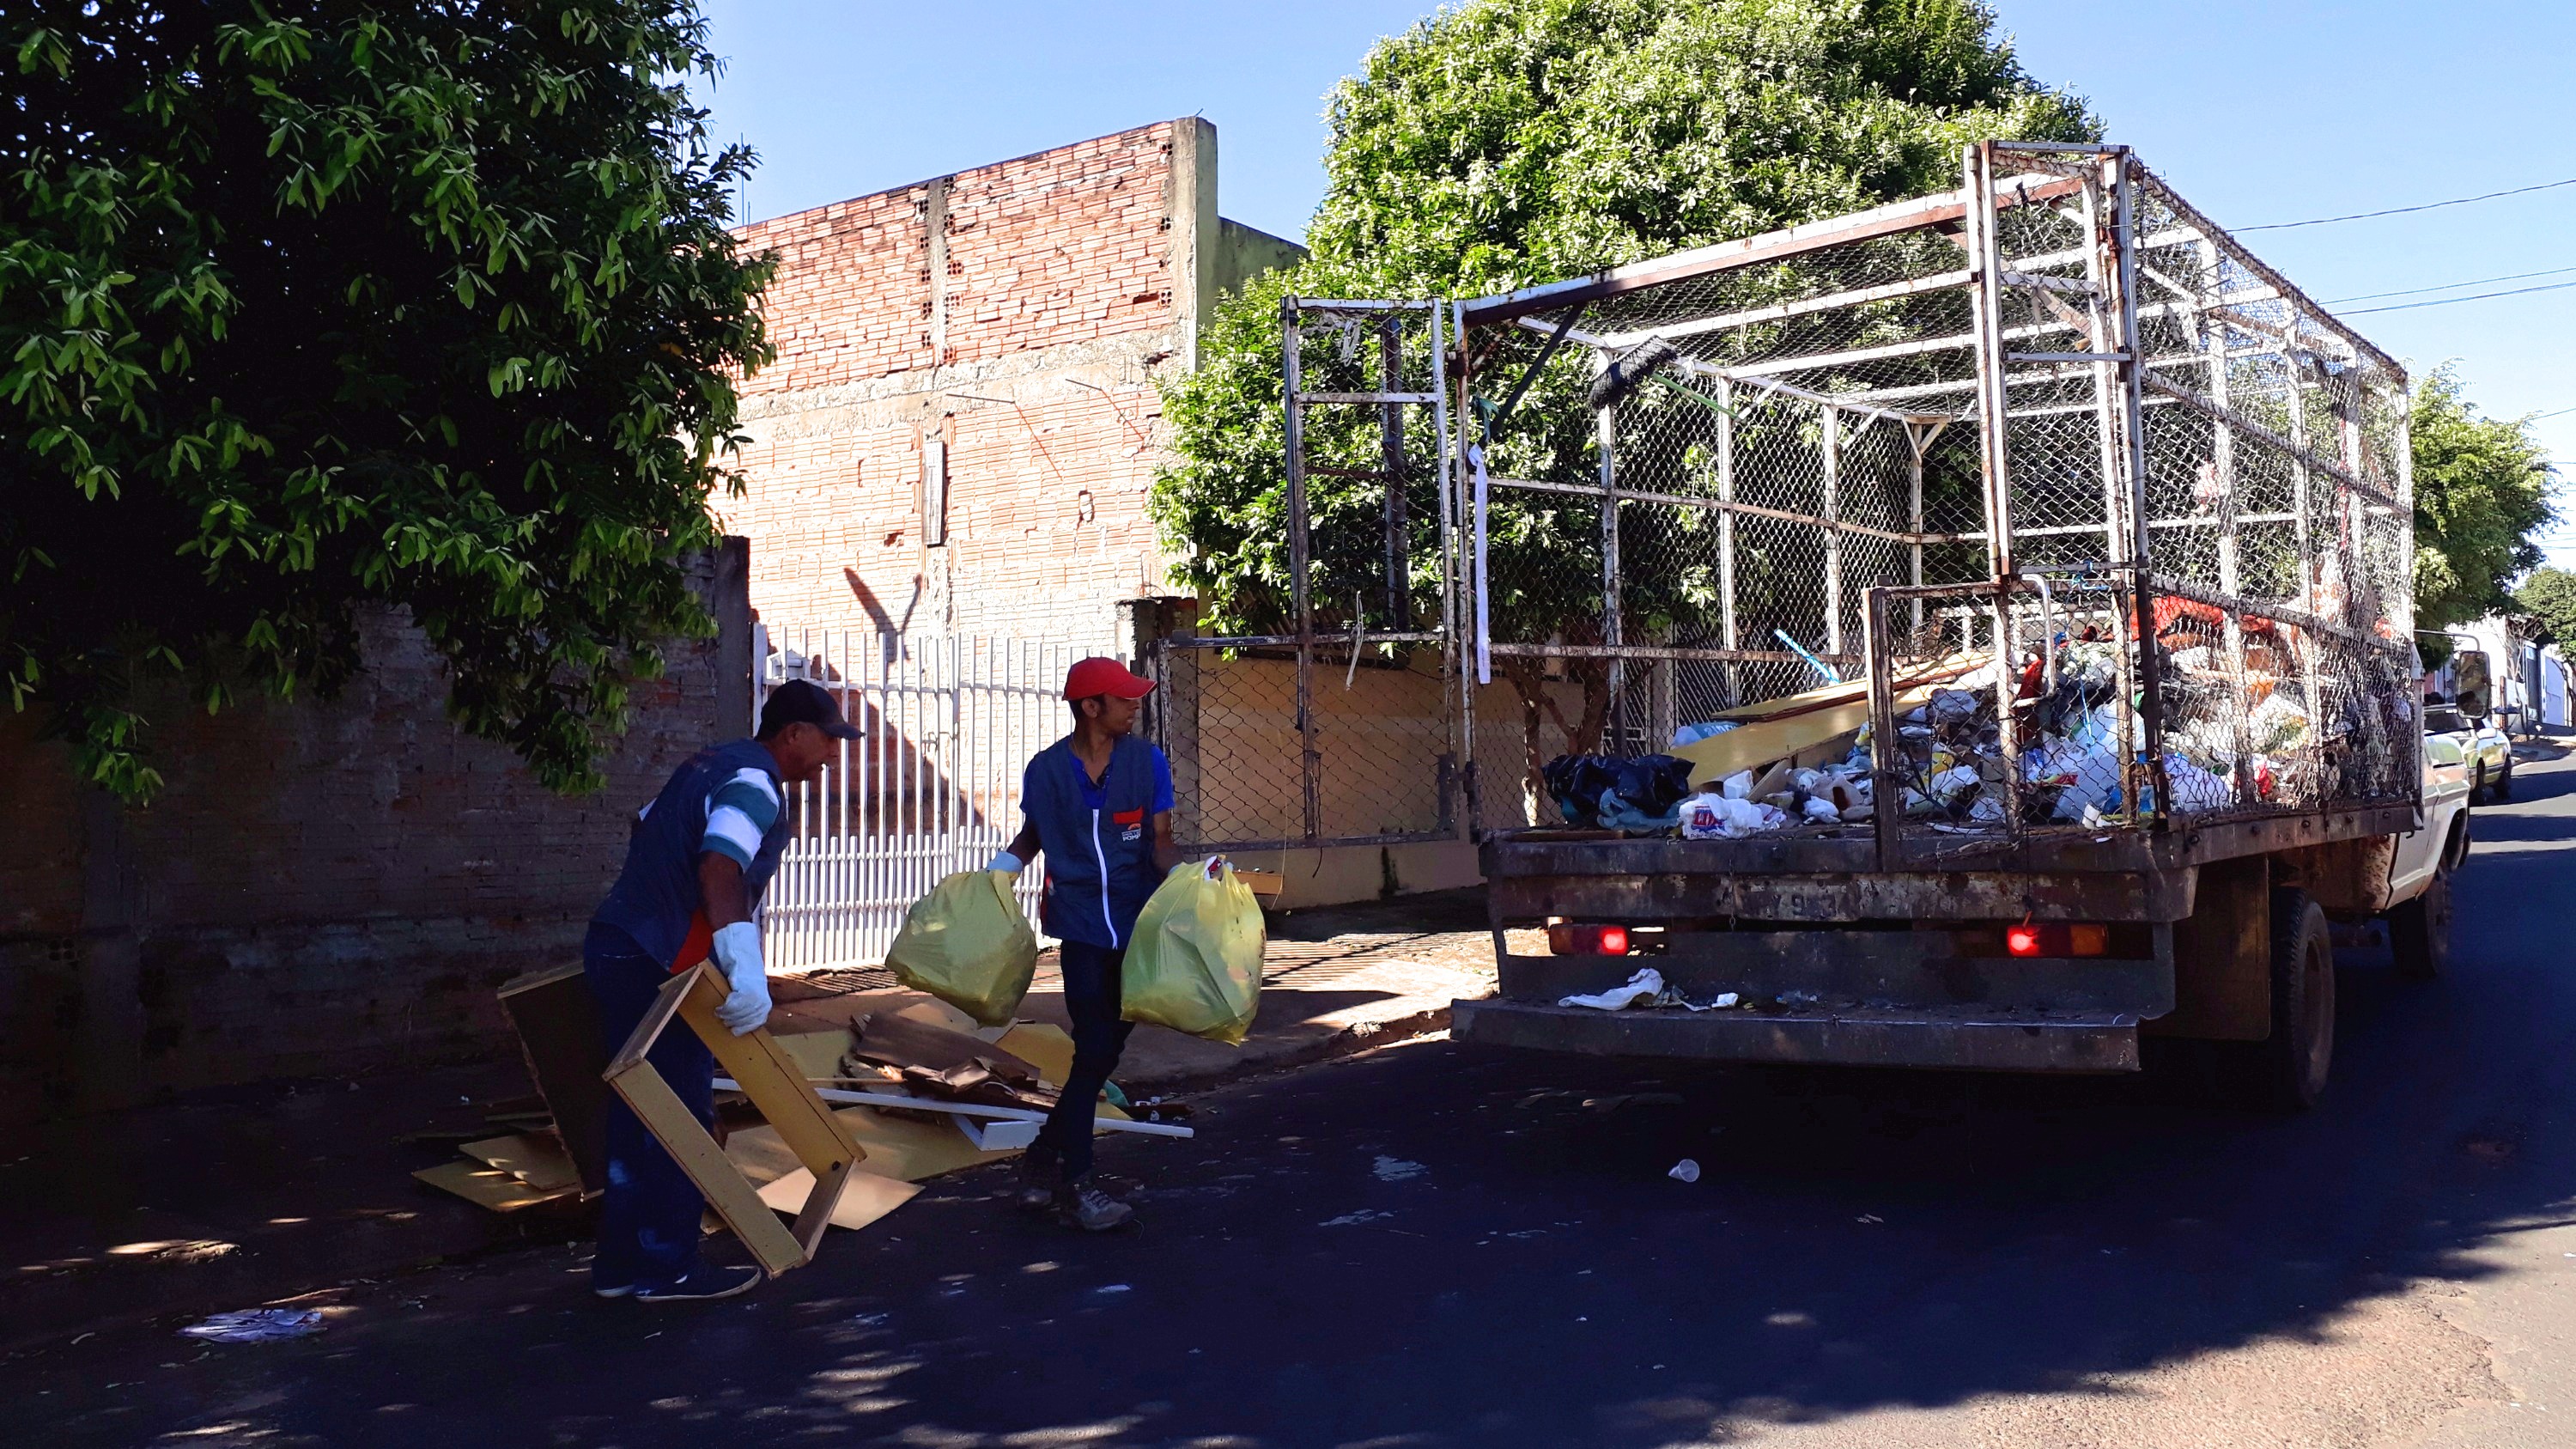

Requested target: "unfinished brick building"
[{"left": 721, "top": 118, "right": 1302, "bottom": 650}]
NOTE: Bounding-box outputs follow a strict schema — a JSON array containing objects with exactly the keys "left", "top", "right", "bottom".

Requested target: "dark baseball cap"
[{"left": 759, "top": 679, "right": 861, "bottom": 740}]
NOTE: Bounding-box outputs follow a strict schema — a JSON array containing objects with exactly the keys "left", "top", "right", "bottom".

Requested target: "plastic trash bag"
[
  {"left": 884, "top": 869, "right": 1041, "bottom": 1026},
  {"left": 1121, "top": 859, "right": 1265, "bottom": 1044}
]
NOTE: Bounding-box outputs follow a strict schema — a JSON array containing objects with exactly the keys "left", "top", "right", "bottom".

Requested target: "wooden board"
[
  {"left": 459, "top": 1132, "right": 582, "bottom": 1195},
  {"left": 413, "top": 1159, "right": 577, "bottom": 1214},
  {"left": 829, "top": 1105, "right": 1016, "bottom": 1182},
  {"left": 994, "top": 1022, "right": 1076, "bottom": 1088},
  {"left": 607, "top": 1053, "right": 807, "bottom": 1276},
  {"left": 597, "top": 964, "right": 872, "bottom": 1278},
  {"left": 497, "top": 964, "right": 609, "bottom": 1195},
  {"left": 673, "top": 965, "right": 866, "bottom": 1183},
  {"left": 769, "top": 1026, "right": 857, "bottom": 1083},
  {"left": 757, "top": 1165, "right": 920, "bottom": 1232},
  {"left": 854, "top": 1012, "right": 1042, "bottom": 1084}
]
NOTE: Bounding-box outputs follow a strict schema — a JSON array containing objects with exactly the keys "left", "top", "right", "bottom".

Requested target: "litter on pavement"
[
  {"left": 180, "top": 1308, "right": 324, "bottom": 1343},
  {"left": 1668, "top": 1159, "right": 1702, "bottom": 1183}
]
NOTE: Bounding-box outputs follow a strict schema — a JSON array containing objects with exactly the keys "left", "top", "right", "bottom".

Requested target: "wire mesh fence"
[
  {"left": 1451, "top": 141, "right": 2416, "bottom": 847},
  {"left": 1148, "top": 297, "right": 1463, "bottom": 851}
]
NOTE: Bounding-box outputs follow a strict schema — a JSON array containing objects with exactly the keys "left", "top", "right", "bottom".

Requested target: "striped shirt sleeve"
[{"left": 701, "top": 767, "right": 781, "bottom": 868}]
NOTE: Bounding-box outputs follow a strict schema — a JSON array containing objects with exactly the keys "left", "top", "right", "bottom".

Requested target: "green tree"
[
  {"left": 2513, "top": 565, "right": 2576, "bottom": 648},
  {"left": 2411, "top": 368, "right": 2554, "bottom": 636},
  {"left": 3, "top": 2, "right": 771, "bottom": 801},
  {"left": 1152, "top": 0, "right": 2094, "bottom": 786}
]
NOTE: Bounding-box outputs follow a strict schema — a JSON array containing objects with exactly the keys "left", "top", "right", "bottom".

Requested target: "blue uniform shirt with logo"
[
  {"left": 1022, "top": 734, "right": 1174, "bottom": 949},
  {"left": 592, "top": 739, "right": 789, "bottom": 969}
]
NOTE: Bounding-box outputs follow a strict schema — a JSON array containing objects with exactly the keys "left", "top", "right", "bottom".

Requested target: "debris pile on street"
[{"left": 412, "top": 968, "right": 1182, "bottom": 1239}]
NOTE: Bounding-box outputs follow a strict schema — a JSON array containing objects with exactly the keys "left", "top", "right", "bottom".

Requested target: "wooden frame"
[{"left": 602, "top": 964, "right": 866, "bottom": 1279}]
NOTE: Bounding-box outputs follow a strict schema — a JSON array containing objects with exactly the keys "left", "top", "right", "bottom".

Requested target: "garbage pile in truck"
[{"left": 1540, "top": 594, "right": 2354, "bottom": 838}]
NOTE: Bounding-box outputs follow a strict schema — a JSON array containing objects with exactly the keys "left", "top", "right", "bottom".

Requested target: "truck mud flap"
[{"left": 1450, "top": 998, "right": 2140, "bottom": 1073}]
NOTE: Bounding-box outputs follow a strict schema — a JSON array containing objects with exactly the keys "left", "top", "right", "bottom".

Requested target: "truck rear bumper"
[{"left": 1451, "top": 997, "right": 2141, "bottom": 1073}]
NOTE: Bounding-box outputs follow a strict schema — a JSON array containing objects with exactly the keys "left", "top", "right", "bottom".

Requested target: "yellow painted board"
[
  {"left": 757, "top": 1165, "right": 921, "bottom": 1231},
  {"left": 892, "top": 997, "right": 981, "bottom": 1033},
  {"left": 1671, "top": 679, "right": 1961, "bottom": 788},
  {"left": 458, "top": 1133, "right": 582, "bottom": 1194},
  {"left": 674, "top": 965, "right": 865, "bottom": 1180},
  {"left": 413, "top": 1159, "right": 575, "bottom": 1213},
  {"left": 610, "top": 1057, "right": 807, "bottom": 1276},
  {"left": 769, "top": 1026, "right": 856, "bottom": 1083},
  {"left": 996, "top": 1022, "right": 1075, "bottom": 1087},
  {"left": 831, "top": 1105, "right": 1014, "bottom": 1182}
]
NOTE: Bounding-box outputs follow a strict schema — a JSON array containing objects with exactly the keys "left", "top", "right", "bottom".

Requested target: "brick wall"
[
  {"left": 0, "top": 544, "right": 750, "bottom": 1125},
  {"left": 722, "top": 119, "right": 1299, "bottom": 653}
]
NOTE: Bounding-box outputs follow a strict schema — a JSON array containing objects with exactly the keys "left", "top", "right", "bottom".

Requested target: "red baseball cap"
[{"left": 1064, "top": 656, "right": 1155, "bottom": 701}]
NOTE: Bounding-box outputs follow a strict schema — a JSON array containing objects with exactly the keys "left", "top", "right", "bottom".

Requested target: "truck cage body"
[{"left": 1431, "top": 141, "right": 2417, "bottom": 880}]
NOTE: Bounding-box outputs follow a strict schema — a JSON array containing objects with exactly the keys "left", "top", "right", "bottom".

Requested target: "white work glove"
[
  {"left": 987, "top": 850, "right": 1024, "bottom": 874},
  {"left": 709, "top": 921, "right": 770, "bottom": 1036}
]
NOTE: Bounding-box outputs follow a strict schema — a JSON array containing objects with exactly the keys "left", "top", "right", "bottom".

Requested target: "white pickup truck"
[{"left": 2385, "top": 713, "right": 2475, "bottom": 977}]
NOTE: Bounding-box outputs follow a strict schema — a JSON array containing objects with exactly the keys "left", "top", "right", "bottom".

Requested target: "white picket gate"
[{"left": 755, "top": 628, "right": 1101, "bottom": 971}]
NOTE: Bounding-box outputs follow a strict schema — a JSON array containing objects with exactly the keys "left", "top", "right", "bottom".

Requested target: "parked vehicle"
[{"left": 1426, "top": 142, "right": 2448, "bottom": 1109}]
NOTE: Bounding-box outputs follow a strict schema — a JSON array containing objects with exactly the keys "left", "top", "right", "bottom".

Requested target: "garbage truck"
[{"left": 1422, "top": 143, "right": 2461, "bottom": 1108}]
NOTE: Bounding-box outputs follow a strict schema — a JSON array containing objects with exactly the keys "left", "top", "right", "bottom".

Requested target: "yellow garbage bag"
[
  {"left": 1121, "top": 859, "right": 1266, "bottom": 1044},
  {"left": 883, "top": 870, "right": 1039, "bottom": 1027}
]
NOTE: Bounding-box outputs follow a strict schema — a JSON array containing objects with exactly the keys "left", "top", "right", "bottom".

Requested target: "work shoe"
[
  {"left": 1052, "top": 1175, "right": 1135, "bottom": 1233},
  {"left": 633, "top": 1263, "right": 762, "bottom": 1303},
  {"left": 1014, "top": 1147, "right": 1061, "bottom": 1214}
]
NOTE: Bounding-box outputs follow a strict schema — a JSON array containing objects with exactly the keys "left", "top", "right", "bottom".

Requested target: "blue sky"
[{"left": 694, "top": 0, "right": 2576, "bottom": 561}]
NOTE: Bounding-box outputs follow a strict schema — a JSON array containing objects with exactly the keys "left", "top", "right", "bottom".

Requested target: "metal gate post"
[
  {"left": 1281, "top": 297, "right": 1322, "bottom": 845},
  {"left": 1963, "top": 142, "right": 2016, "bottom": 579}
]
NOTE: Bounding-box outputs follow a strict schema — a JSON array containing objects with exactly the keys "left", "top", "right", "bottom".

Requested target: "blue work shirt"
[
  {"left": 1023, "top": 734, "right": 1174, "bottom": 949},
  {"left": 592, "top": 740, "right": 788, "bottom": 969}
]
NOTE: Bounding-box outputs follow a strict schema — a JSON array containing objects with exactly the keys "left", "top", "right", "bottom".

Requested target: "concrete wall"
[
  {"left": 722, "top": 119, "right": 1305, "bottom": 654},
  {"left": 0, "top": 545, "right": 750, "bottom": 1126}
]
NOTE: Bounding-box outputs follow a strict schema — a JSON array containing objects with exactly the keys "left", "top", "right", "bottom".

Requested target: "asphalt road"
[{"left": 21, "top": 749, "right": 2576, "bottom": 1448}]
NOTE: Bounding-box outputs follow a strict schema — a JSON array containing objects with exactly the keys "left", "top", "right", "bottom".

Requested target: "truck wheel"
[
  {"left": 2232, "top": 889, "right": 2336, "bottom": 1111},
  {"left": 2388, "top": 867, "right": 2451, "bottom": 981}
]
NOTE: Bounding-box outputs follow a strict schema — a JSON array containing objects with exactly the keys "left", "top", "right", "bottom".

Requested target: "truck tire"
[
  {"left": 2388, "top": 866, "right": 2452, "bottom": 981},
  {"left": 2231, "top": 889, "right": 2336, "bottom": 1111}
]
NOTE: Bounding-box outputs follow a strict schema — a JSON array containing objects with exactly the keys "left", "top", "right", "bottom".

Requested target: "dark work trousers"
[
  {"left": 1036, "top": 938, "right": 1135, "bottom": 1180},
  {"left": 584, "top": 923, "right": 710, "bottom": 1290}
]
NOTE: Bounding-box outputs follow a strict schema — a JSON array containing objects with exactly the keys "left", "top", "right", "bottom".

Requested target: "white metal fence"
[{"left": 755, "top": 628, "right": 1099, "bottom": 971}]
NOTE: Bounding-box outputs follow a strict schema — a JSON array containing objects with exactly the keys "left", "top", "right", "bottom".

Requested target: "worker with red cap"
[{"left": 989, "top": 655, "right": 1184, "bottom": 1230}]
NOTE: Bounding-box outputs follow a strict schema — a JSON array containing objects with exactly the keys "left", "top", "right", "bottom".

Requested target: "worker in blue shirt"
[
  {"left": 991, "top": 656, "right": 1186, "bottom": 1231},
  {"left": 584, "top": 679, "right": 855, "bottom": 1301}
]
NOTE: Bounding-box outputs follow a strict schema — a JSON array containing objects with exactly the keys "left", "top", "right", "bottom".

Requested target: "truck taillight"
[
  {"left": 2002, "top": 922, "right": 2111, "bottom": 959},
  {"left": 1547, "top": 923, "right": 1631, "bottom": 956}
]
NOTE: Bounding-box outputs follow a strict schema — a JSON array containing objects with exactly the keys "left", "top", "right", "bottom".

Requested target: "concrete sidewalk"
[{"left": 0, "top": 889, "right": 1501, "bottom": 1356}]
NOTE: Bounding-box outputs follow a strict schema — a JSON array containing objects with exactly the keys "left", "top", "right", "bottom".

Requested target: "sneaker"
[
  {"left": 1014, "top": 1148, "right": 1061, "bottom": 1214},
  {"left": 632, "top": 1264, "right": 763, "bottom": 1303},
  {"left": 1052, "top": 1176, "right": 1135, "bottom": 1233}
]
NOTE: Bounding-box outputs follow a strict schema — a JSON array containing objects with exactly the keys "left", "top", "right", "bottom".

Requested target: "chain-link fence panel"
[{"left": 1449, "top": 142, "right": 2415, "bottom": 849}]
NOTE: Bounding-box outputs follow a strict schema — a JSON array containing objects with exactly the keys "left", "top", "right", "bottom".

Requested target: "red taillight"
[
  {"left": 1999, "top": 922, "right": 2109, "bottom": 958},
  {"left": 1547, "top": 923, "right": 1632, "bottom": 956},
  {"left": 2006, "top": 923, "right": 2044, "bottom": 957}
]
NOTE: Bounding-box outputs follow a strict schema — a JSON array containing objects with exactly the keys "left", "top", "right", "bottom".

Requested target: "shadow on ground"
[{"left": 16, "top": 762, "right": 2576, "bottom": 1447}]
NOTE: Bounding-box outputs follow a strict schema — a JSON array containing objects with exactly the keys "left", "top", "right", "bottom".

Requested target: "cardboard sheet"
[
  {"left": 413, "top": 1160, "right": 575, "bottom": 1213},
  {"left": 756, "top": 1165, "right": 920, "bottom": 1231},
  {"left": 458, "top": 1132, "right": 582, "bottom": 1194}
]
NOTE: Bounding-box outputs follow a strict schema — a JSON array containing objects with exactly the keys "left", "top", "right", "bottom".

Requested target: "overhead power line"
[
  {"left": 2240, "top": 174, "right": 2576, "bottom": 232},
  {"left": 2327, "top": 264, "right": 2576, "bottom": 305},
  {"left": 2342, "top": 278, "right": 2576, "bottom": 315}
]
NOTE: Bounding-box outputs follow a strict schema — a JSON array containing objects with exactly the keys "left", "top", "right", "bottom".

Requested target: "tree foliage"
[
  {"left": 1152, "top": 0, "right": 2094, "bottom": 773},
  {"left": 3, "top": 1, "right": 771, "bottom": 801},
  {"left": 2411, "top": 368, "right": 2555, "bottom": 636},
  {"left": 2513, "top": 566, "right": 2576, "bottom": 648}
]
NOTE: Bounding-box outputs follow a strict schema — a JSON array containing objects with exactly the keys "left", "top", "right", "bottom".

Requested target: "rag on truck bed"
[{"left": 1389, "top": 141, "right": 2448, "bottom": 1109}]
